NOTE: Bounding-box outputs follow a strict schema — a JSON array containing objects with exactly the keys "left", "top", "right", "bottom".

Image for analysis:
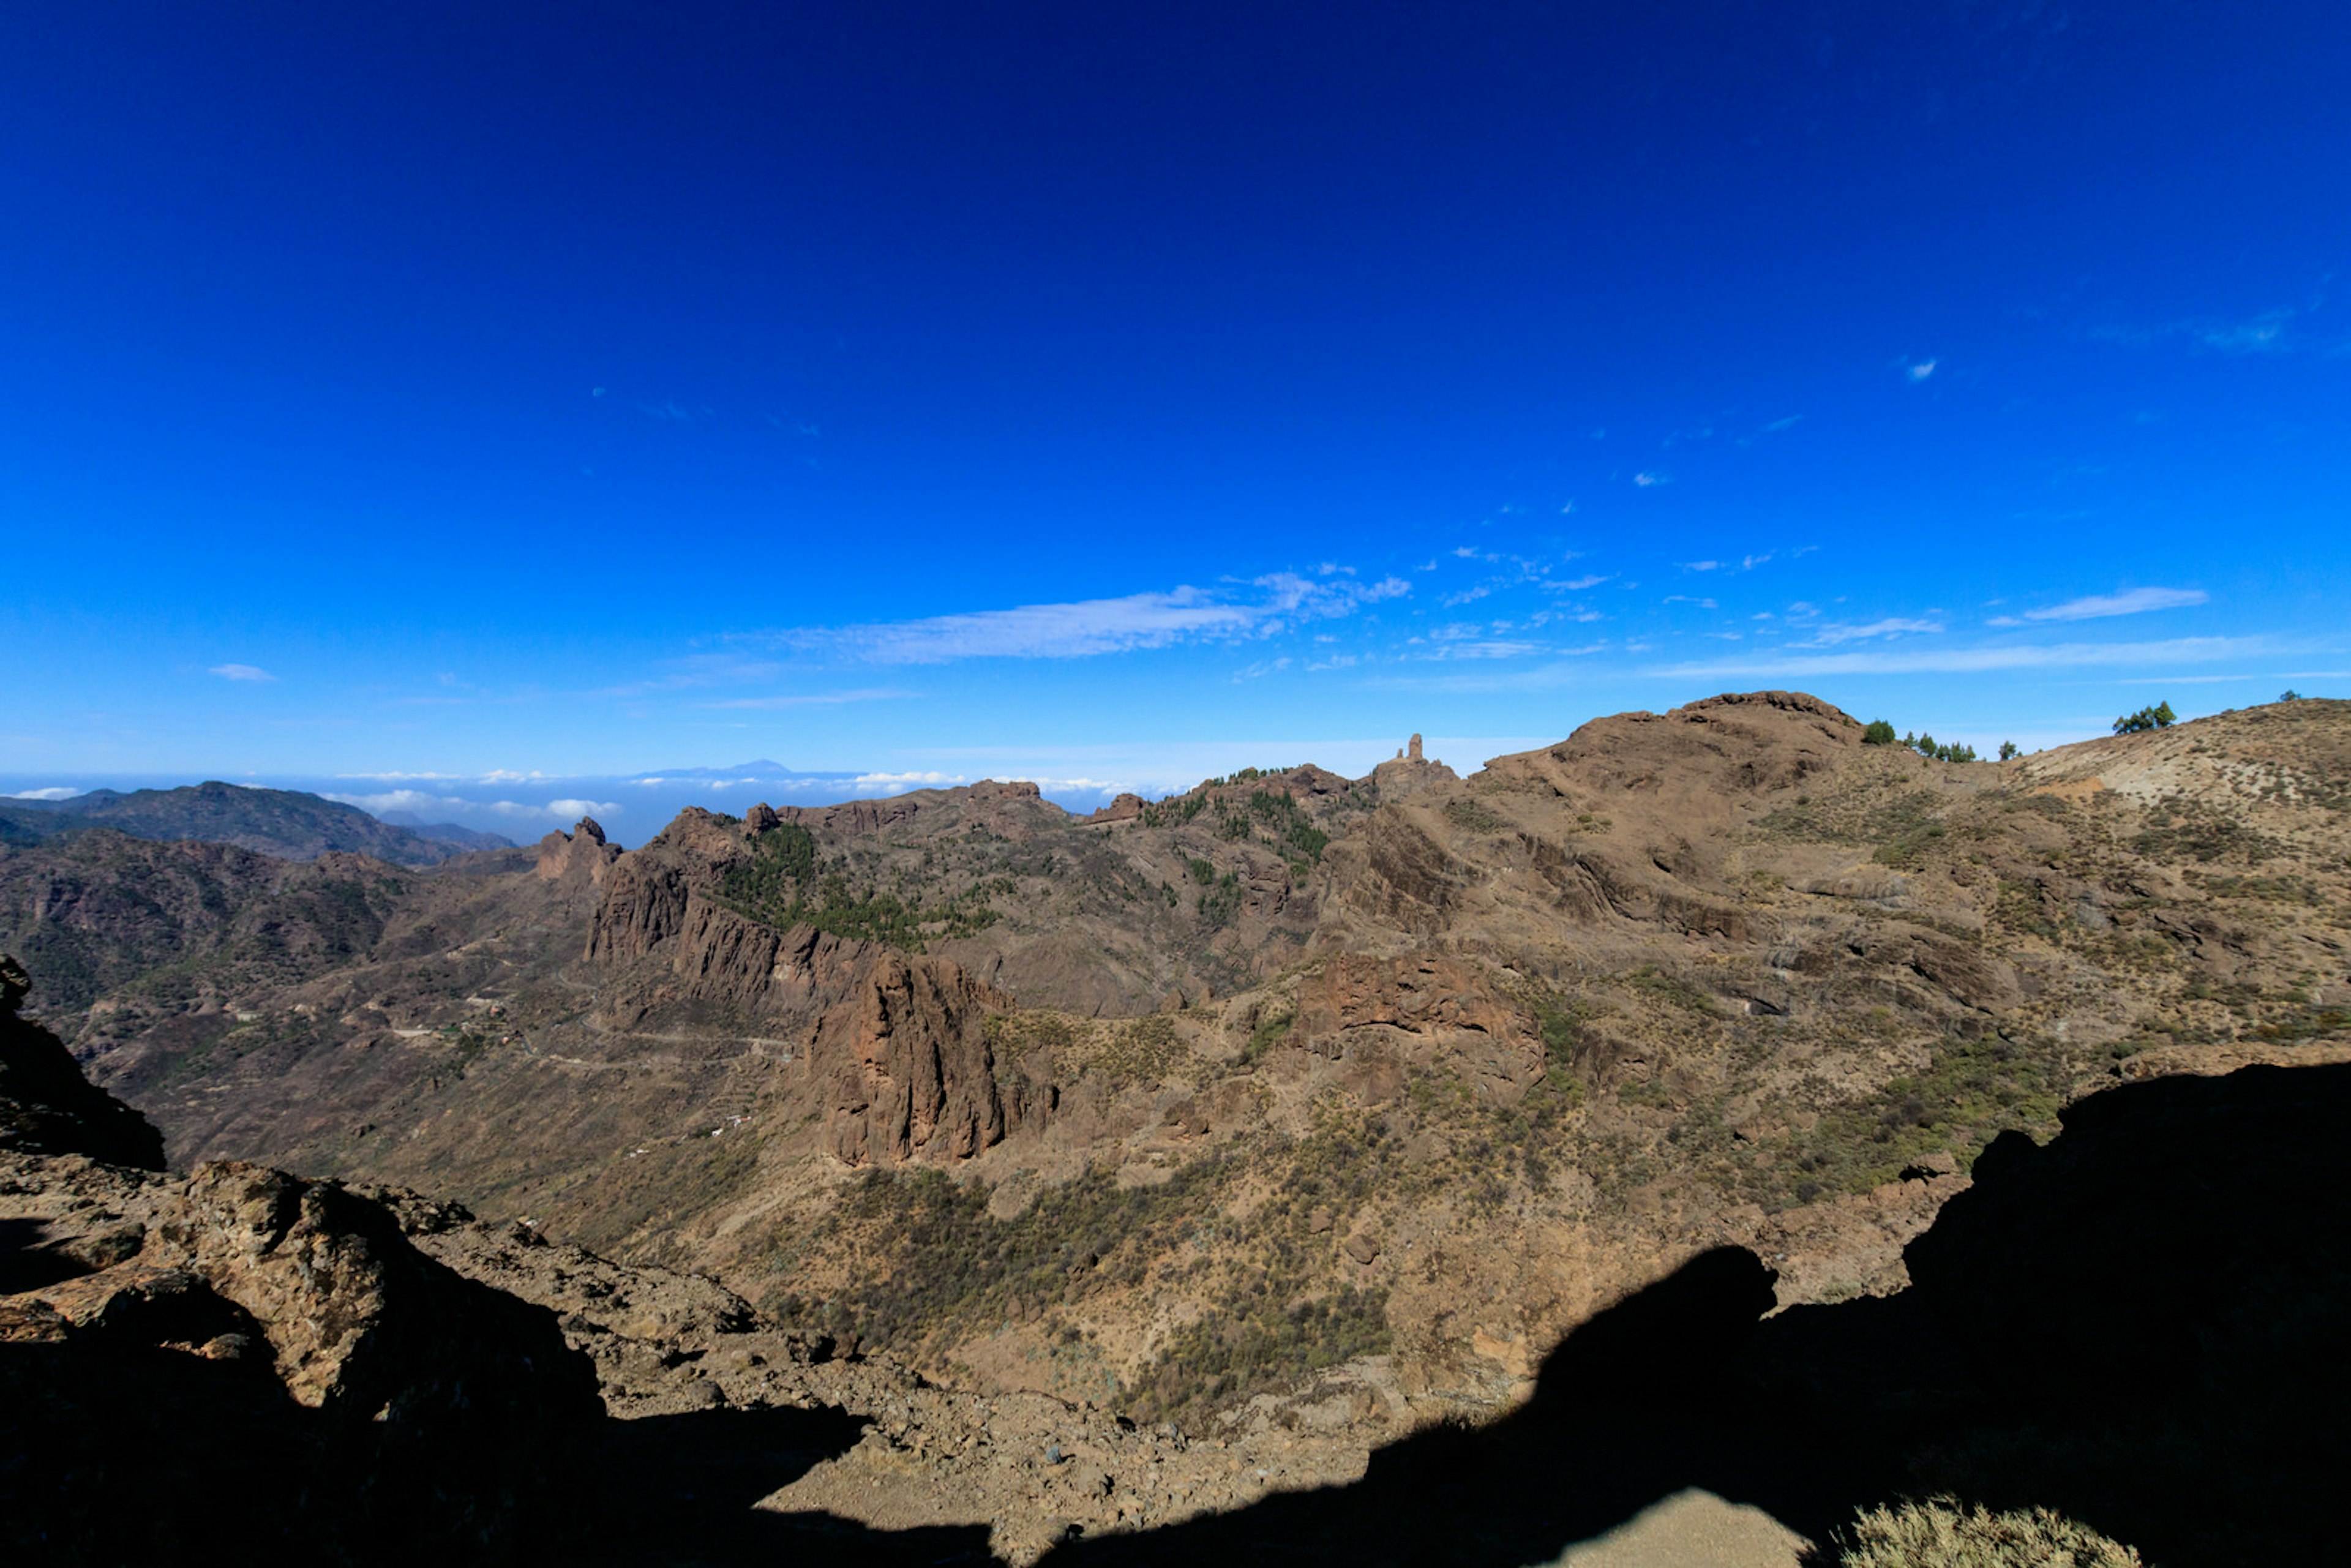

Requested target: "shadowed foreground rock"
[
  {"left": 1, "top": 955, "right": 604, "bottom": 1563},
  {"left": 0, "top": 955, "right": 164, "bottom": 1169},
  {"left": 1, "top": 1153, "right": 604, "bottom": 1563}
]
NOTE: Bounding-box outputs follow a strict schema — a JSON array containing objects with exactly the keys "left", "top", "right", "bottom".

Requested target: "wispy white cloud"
[
  {"left": 1633, "top": 471, "right": 1670, "bottom": 487},
  {"left": 209, "top": 664, "right": 276, "bottom": 682},
  {"left": 782, "top": 575, "right": 1409, "bottom": 665},
  {"left": 1683, "top": 560, "right": 1721, "bottom": 572},
  {"left": 2199, "top": 313, "right": 2292, "bottom": 352},
  {"left": 6, "top": 787, "right": 80, "bottom": 801},
  {"left": 1988, "top": 586, "right": 2208, "bottom": 625},
  {"left": 1650, "top": 635, "right": 2271, "bottom": 680},
  {"left": 1411, "top": 639, "right": 1542, "bottom": 658},
  {"left": 2094, "top": 308, "right": 2315, "bottom": 355},
  {"left": 1550, "top": 574, "right": 1611, "bottom": 591},
  {"left": 700, "top": 688, "right": 916, "bottom": 710},
  {"left": 1906, "top": 359, "right": 1938, "bottom": 382},
  {"left": 1794, "top": 617, "right": 1944, "bottom": 648}
]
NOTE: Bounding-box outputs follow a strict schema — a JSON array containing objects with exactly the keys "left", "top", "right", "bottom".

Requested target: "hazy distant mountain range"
[
  {"left": 0, "top": 781, "right": 510, "bottom": 868},
  {"left": 1, "top": 762, "right": 1133, "bottom": 849}
]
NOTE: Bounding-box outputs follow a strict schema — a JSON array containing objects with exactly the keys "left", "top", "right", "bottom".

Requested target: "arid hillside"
[
  {"left": 11, "top": 933, "right": 2341, "bottom": 1565},
  {"left": 15, "top": 693, "right": 2350, "bottom": 1442}
]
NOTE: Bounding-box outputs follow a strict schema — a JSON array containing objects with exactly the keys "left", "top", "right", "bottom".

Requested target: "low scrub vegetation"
[
  {"left": 1825, "top": 1499, "right": 2142, "bottom": 1567},
  {"left": 771, "top": 1153, "right": 1392, "bottom": 1428},
  {"left": 718, "top": 823, "right": 1000, "bottom": 951}
]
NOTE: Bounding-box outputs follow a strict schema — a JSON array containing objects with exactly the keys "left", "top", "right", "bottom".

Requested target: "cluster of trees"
[
  {"left": 1855, "top": 695, "right": 2218, "bottom": 759},
  {"left": 1861, "top": 719, "right": 2004, "bottom": 763}
]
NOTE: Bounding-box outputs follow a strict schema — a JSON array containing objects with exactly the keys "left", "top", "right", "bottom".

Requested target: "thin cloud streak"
[
  {"left": 776, "top": 575, "right": 1411, "bottom": 665},
  {"left": 1992, "top": 587, "right": 2209, "bottom": 625},
  {"left": 1649, "top": 636, "right": 2273, "bottom": 680},
  {"left": 700, "top": 688, "right": 917, "bottom": 710},
  {"left": 1794, "top": 617, "right": 1944, "bottom": 648}
]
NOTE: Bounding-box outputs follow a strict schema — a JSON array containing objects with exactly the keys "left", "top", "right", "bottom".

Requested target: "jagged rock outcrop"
[
  {"left": 1089, "top": 792, "right": 1147, "bottom": 823},
  {"left": 534, "top": 814, "right": 620, "bottom": 889},
  {"left": 1370, "top": 733, "right": 1457, "bottom": 801},
  {"left": 580, "top": 806, "right": 1022, "bottom": 1163},
  {"left": 819, "top": 953, "right": 1016, "bottom": 1165},
  {"left": 0, "top": 955, "right": 165, "bottom": 1168},
  {"left": 583, "top": 807, "right": 746, "bottom": 967}
]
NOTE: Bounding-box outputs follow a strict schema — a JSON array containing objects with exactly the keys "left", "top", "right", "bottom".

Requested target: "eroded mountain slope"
[{"left": 24, "top": 694, "right": 2351, "bottom": 1440}]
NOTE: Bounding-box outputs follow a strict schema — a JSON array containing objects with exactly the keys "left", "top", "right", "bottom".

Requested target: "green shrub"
[
  {"left": 2112, "top": 701, "right": 2176, "bottom": 734},
  {"left": 1199, "top": 869, "right": 1243, "bottom": 926},
  {"left": 1862, "top": 719, "right": 1898, "bottom": 746},
  {"left": 1998, "top": 741, "right": 2019, "bottom": 760},
  {"left": 1243, "top": 1010, "right": 1295, "bottom": 1062}
]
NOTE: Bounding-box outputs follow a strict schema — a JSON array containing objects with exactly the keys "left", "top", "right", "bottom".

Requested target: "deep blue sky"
[{"left": 7, "top": 1, "right": 2347, "bottom": 825}]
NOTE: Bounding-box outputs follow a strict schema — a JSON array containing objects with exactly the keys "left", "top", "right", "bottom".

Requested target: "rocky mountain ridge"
[{"left": 15, "top": 692, "right": 2351, "bottom": 1463}]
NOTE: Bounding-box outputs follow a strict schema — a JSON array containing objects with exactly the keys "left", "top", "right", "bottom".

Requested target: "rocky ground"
[{"left": 12, "top": 967, "right": 2334, "bottom": 1564}]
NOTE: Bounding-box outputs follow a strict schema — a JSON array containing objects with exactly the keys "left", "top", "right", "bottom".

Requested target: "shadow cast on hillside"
[
  {"left": 580, "top": 1403, "right": 995, "bottom": 1566},
  {"left": 546, "top": 1062, "right": 2351, "bottom": 1565}
]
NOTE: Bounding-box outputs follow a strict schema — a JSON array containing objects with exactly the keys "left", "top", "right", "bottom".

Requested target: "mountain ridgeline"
[
  {"left": 6, "top": 692, "right": 2350, "bottom": 1563},
  {"left": 0, "top": 780, "right": 511, "bottom": 866}
]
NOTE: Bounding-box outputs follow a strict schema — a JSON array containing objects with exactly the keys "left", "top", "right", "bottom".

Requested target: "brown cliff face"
[
  {"left": 583, "top": 806, "right": 748, "bottom": 967},
  {"left": 819, "top": 953, "right": 1016, "bottom": 1165},
  {"left": 580, "top": 805, "right": 1017, "bottom": 1164}
]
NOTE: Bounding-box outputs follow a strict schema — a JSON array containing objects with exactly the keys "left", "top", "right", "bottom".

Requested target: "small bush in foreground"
[{"left": 1824, "top": 1499, "right": 2142, "bottom": 1567}]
